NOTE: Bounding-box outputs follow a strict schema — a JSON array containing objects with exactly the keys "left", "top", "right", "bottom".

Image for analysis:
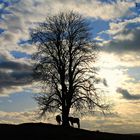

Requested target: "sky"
[{"left": 0, "top": 0, "right": 140, "bottom": 134}]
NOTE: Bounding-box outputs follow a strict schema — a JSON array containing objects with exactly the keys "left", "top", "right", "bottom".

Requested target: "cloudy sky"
[{"left": 0, "top": 0, "right": 140, "bottom": 134}]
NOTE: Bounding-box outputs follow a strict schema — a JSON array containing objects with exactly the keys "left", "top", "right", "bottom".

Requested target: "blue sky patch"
[
  {"left": 88, "top": 18, "right": 109, "bottom": 38},
  {"left": 11, "top": 51, "right": 31, "bottom": 59},
  {"left": 0, "top": 91, "right": 37, "bottom": 112},
  {"left": 125, "top": 22, "right": 140, "bottom": 30},
  {"left": 18, "top": 39, "right": 32, "bottom": 46},
  {"left": 0, "top": 28, "right": 5, "bottom": 34},
  {"left": 127, "top": 67, "right": 140, "bottom": 82},
  {"left": 99, "top": 0, "right": 117, "bottom": 4}
]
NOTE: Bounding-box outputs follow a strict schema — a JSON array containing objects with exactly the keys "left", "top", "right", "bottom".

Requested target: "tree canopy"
[{"left": 31, "top": 11, "right": 109, "bottom": 126}]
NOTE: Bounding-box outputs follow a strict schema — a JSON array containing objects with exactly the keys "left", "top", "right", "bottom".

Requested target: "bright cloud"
[
  {"left": 117, "top": 88, "right": 140, "bottom": 100},
  {"left": 101, "top": 16, "right": 140, "bottom": 53},
  {"left": 0, "top": 0, "right": 138, "bottom": 95},
  {"left": 0, "top": 110, "right": 37, "bottom": 124}
]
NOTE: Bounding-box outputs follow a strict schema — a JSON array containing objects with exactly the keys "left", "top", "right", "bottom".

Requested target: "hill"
[{"left": 0, "top": 123, "right": 139, "bottom": 140}]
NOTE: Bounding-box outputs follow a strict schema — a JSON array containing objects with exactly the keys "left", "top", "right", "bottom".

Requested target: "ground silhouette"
[{"left": 0, "top": 123, "right": 139, "bottom": 140}]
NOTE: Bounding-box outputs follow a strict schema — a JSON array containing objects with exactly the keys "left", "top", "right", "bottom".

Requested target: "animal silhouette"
[
  {"left": 55, "top": 115, "right": 80, "bottom": 128},
  {"left": 68, "top": 117, "right": 80, "bottom": 128},
  {"left": 56, "top": 115, "right": 61, "bottom": 125}
]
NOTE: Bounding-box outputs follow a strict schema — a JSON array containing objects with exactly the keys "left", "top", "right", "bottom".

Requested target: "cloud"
[
  {"left": 11, "top": 0, "right": 133, "bottom": 20},
  {"left": 0, "top": 0, "right": 136, "bottom": 52},
  {"left": 82, "top": 117, "right": 140, "bottom": 134},
  {"left": 116, "top": 87, "right": 140, "bottom": 100},
  {"left": 0, "top": 110, "right": 37, "bottom": 124},
  {"left": 0, "top": 71, "right": 33, "bottom": 96},
  {"left": 0, "top": 60, "right": 31, "bottom": 70},
  {"left": 105, "top": 28, "right": 140, "bottom": 53},
  {"left": 0, "top": 59, "right": 33, "bottom": 96},
  {"left": 97, "top": 17, "right": 140, "bottom": 69},
  {"left": 0, "top": 0, "right": 134, "bottom": 96},
  {"left": 100, "top": 16, "right": 140, "bottom": 54},
  {"left": 0, "top": 0, "right": 136, "bottom": 60},
  {"left": 0, "top": 109, "right": 140, "bottom": 134},
  {"left": 0, "top": 110, "right": 57, "bottom": 124},
  {"left": 0, "top": 70, "right": 32, "bottom": 87}
]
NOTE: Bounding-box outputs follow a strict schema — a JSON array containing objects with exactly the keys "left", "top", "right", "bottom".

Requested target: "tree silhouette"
[{"left": 31, "top": 11, "right": 109, "bottom": 127}]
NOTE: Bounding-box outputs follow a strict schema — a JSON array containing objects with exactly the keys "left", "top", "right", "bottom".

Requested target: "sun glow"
[
  {"left": 100, "top": 68, "right": 124, "bottom": 93},
  {"left": 98, "top": 53, "right": 125, "bottom": 94}
]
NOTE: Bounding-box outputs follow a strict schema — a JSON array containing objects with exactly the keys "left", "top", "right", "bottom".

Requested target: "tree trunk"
[{"left": 62, "top": 107, "right": 70, "bottom": 127}]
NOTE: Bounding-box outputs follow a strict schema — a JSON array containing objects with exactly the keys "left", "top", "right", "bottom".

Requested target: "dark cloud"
[
  {"left": 116, "top": 87, "right": 140, "bottom": 100},
  {"left": 0, "top": 71, "right": 33, "bottom": 89},
  {"left": 102, "top": 25, "right": 140, "bottom": 54},
  {"left": 0, "top": 61, "right": 31, "bottom": 71},
  {"left": 0, "top": 60, "right": 33, "bottom": 95},
  {"left": 103, "top": 78, "right": 108, "bottom": 86}
]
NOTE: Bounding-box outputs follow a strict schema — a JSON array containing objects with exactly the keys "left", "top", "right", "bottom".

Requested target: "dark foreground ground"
[{"left": 0, "top": 123, "right": 139, "bottom": 140}]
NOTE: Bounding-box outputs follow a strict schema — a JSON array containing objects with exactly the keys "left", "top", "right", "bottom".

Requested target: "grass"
[{"left": 0, "top": 122, "right": 139, "bottom": 140}]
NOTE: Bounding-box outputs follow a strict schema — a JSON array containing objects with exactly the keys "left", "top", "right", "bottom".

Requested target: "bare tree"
[{"left": 31, "top": 11, "right": 109, "bottom": 127}]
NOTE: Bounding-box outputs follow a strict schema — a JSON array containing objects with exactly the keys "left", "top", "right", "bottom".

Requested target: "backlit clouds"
[
  {"left": 0, "top": 70, "right": 33, "bottom": 96},
  {"left": 0, "top": 0, "right": 136, "bottom": 56},
  {"left": 105, "top": 27, "right": 140, "bottom": 53},
  {"left": 117, "top": 88, "right": 140, "bottom": 100},
  {"left": 0, "top": 60, "right": 31, "bottom": 70},
  {"left": 43, "top": 0, "right": 134, "bottom": 20},
  {"left": 0, "top": 110, "right": 140, "bottom": 134},
  {"left": 0, "top": 0, "right": 135, "bottom": 96},
  {"left": 0, "top": 110, "right": 37, "bottom": 124},
  {"left": 101, "top": 16, "right": 140, "bottom": 53},
  {"left": 0, "top": 60, "right": 33, "bottom": 96},
  {"left": 98, "top": 52, "right": 140, "bottom": 68},
  {"left": 82, "top": 115, "right": 140, "bottom": 134}
]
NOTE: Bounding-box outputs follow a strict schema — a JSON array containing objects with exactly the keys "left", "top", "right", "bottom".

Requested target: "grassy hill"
[{"left": 0, "top": 123, "right": 139, "bottom": 140}]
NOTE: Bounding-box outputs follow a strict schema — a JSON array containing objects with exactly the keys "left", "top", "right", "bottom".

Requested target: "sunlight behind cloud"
[
  {"left": 98, "top": 53, "right": 120, "bottom": 68},
  {"left": 98, "top": 53, "right": 126, "bottom": 94},
  {"left": 100, "top": 69, "right": 124, "bottom": 94}
]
